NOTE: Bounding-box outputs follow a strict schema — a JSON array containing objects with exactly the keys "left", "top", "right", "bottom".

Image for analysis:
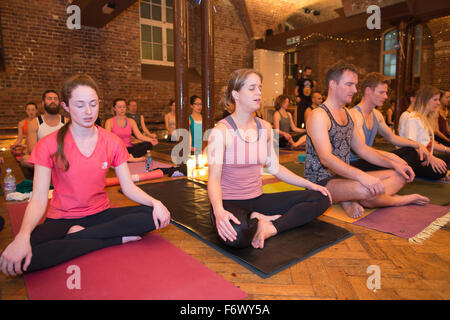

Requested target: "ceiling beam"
[
  {"left": 71, "top": 0, "right": 138, "bottom": 28},
  {"left": 229, "top": 0, "right": 254, "bottom": 40}
]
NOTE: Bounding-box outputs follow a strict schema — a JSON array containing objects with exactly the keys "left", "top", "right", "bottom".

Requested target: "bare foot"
[
  {"left": 251, "top": 220, "right": 277, "bottom": 249},
  {"left": 250, "top": 211, "right": 281, "bottom": 222},
  {"left": 341, "top": 201, "right": 365, "bottom": 219},
  {"left": 398, "top": 194, "right": 430, "bottom": 206},
  {"left": 122, "top": 236, "right": 142, "bottom": 244},
  {"left": 67, "top": 225, "right": 85, "bottom": 234}
]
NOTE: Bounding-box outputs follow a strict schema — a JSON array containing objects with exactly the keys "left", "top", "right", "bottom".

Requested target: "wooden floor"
[{"left": 0, "top": 137, "right": 449, "bottom": 300}]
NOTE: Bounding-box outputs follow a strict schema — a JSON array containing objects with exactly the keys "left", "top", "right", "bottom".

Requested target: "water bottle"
[
  {"left": 4, "top": 168, "right": 16, "bottom": 197},
  {"left": 145, "top": 150, "right": 153, "bottom": 172}
]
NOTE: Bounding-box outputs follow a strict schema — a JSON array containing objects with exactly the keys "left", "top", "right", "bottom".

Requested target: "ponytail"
[{"left": 53, "top": 120, "right": 72, "bottom": 171}]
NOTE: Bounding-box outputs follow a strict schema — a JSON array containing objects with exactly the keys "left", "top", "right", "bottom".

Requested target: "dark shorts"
[{"left": 315, "top": 176, "right": 337, "bottom": 187}]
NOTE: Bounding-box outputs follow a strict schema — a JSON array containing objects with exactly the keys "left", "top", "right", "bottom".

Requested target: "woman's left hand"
[
  {"left": 308, "top": 182, "right": 333, "bottom": 203},
  {"left": 151, "top": 200, "right": 171, "bottom": 230}
]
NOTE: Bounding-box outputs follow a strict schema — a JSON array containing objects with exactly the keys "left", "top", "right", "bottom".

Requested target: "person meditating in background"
[
  {"left": 12, "top": 102, "right": 38, "bottom": 147},
  {"left": 304, "top": 91, "right": 323, "bottom": 125},
  {"left": 189, "top": 95, "right": 203, "bottom": 155},
  {"left": 105, "top": 98, "right": 158, "bottom": 162},
  {"left": 348, "top": 72, "right": 432, "bottom": 179},
  {"left": 272, "top": 94, "right": 306, "bottom": 149},
  {"left": 207, "top": 69, "right": 331, "bottom": 249},
  {"left": 399, "top": 85, "right": 450, "bottom": 181},
  {"left": 126, "top": 100, "right": 158, "bottom": 140},
  {"left": 164, "top": 99, "right": 176, "bottom": 142},
  {"left": 434, "top": 90, "right": 450, "bottom": 147},
  {"left": 20, "top": 90, "right": 68, "bottom": 168},
  {"left": 0, "top": 74, "right": 170, "bottom": 276}
]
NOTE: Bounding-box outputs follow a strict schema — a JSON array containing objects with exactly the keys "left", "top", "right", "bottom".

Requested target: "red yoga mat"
[
  {"left": 105, "top": 169, "right": 164, "bottom": 186},
  {"left": 6, "top": 202, "right": 247, "bottom": 300}
]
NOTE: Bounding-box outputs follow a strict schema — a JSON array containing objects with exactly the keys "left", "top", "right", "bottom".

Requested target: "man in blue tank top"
[
  {"left": 349, "top": 72, "right": 431, "bottom": 173},
  {"left": 306, "top": 62, "right": 429, "bottom": 219}
]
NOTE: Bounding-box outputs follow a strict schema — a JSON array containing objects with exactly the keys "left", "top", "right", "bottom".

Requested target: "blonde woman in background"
[{"left": 400, "top": 85, "right": 450, "bottom": 181}]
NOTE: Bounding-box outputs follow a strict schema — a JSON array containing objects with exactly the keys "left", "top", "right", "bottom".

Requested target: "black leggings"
[
  {"left": 210, "top": 190, "right": 330, "bottom": 248},
  {"left": 26, "top": 205, "right": 156, "bottom": 273},
  {"left": 351, "top": 147, "right": 448, "bottom": 180},
  {"left": 279, "top": 133, "right": 305, "bottom": 148},
  {"left": 127, "top": 141, "right": 152, "bottom": 158}
]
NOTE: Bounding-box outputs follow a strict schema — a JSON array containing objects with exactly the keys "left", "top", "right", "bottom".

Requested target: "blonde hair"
[
  {"left": 411, "top": 86, "right": 440, "bottom": 130},
  {"left": 410, "top": 86, "right": 441, "bottom": 150}
]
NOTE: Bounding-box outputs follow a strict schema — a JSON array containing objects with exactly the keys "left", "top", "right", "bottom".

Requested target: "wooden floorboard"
[{"left": 0, "top": 137, "right": 449, "bottom": 300}]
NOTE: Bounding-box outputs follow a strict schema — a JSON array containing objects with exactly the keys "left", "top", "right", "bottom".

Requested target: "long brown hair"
[
  {"left": 53, "top": 74, "right": 100, "bottom": 171},
  {"left": 274, "top": 95, "right": 289, "bottom": 111}
]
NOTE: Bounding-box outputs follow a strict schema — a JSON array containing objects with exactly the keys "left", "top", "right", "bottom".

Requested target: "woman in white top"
[{"left": 400, "top": 86, "right": 450, "bottom": 180}]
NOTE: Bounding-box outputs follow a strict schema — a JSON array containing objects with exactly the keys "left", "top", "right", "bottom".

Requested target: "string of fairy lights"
[{"left": 283, "top": 27, "right": 449, "bottom": 53}]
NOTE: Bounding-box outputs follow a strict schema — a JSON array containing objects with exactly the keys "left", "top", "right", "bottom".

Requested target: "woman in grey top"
[{"left": 272, "top": 95, "right": 306, "bottom": 149}]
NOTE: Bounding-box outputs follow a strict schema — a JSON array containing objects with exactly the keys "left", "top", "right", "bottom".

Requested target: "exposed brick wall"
[
  {"left": 422, "top": 16, "right": 450, "bottom": 90},
  {"left": 0, "top": 0, "right": 252, "bottom": 126},
  {"left": 291, "top": 29, "right": 380, "bottom": 96},
  {"left": 0, "top": 1, "right": 448, "bottom": 128}
]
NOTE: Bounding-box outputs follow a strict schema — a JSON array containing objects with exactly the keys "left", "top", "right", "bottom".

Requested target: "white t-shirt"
[
  {"left": 400, "top": 112, "right": 433, "bottom": 152},
  {"left": 398, "top": 110, "right": 411, "bottom": 138}
]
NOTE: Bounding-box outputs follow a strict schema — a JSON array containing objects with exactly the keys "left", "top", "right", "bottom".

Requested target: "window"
[
  {"left": 380, "top": 26, "right": 422, "bottom": 78},
  {"left": 381, "top": 29, "right": 397, "bottom": 78},
  {"left": 140, "top": 0, "right": 174, "bottom": 66},
  {"left": 286, "top": 51, "right": 297, "bottom": 79}
]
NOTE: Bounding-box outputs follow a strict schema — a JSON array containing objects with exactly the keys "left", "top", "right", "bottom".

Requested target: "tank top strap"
[{"left": 224, "top": 115, "right": 262, "bottom": 142}]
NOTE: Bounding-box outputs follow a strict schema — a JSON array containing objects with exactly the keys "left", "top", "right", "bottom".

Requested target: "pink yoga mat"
[
  {"left": 105, "top": 169, "right": 164, "bottom": 186},
  {"left": 6, "top": 203, "right": 247, "bottom": 300},
  {"left": 353, "top": 204, "right": 449, "bottom": 241}
]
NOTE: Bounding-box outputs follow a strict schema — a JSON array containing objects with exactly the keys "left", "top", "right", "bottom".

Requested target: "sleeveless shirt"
[
  {"left": 350, "top": 105, "right": 378, "bottom": 161},
  {"left": 37, "top": 115, "right": 65, "bottom": 141},
  {"left": 219, "top": 116, "right": 268, "bottom": 200},
  {"left": 305, "top": 104, "right": 354, "bottom": 183}
]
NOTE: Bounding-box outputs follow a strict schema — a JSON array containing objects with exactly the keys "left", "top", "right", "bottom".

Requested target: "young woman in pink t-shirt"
[
  {"left": 207, "top": 69, "right": 332, "bottom": 249},
  {"left": 0, "top": 74, "right": 170, "bottom": 275}
]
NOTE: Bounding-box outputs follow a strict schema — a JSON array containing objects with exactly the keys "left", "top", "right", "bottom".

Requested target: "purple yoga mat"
[
  {"left": 353, "top": 204, "right": 449, "bottom": 241},
  {"left": 127, "top": 160, "right": 172, "bottom": 175}
]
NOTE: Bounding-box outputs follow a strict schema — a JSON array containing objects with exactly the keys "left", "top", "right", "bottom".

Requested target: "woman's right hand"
[
  {"left": 0, "top": 234, "right": 32, "bottom": 276},
  {"left": 214, "top": 208, "right": 240, "bottom": 243},
  {"left": 424, "top": 155, "right": 447, "bottom": 174},
  {"left": 283, "top": 132, "right": 292, "bottom": 141}
]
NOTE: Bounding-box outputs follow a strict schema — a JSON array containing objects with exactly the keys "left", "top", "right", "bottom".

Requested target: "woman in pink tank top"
[
  {"left": 207, "top": 69, "right": 332, "bottom": 249},
  {"left": 105, "top": 99, "right": 158, "bottom": 162}
]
